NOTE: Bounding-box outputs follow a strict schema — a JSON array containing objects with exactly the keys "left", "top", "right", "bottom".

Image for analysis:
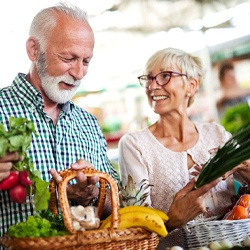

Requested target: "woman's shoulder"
[
  {"left": 195, "top": 121, "right": 225, "bottom": 130},
  {"left": 119, "top": 127, "right": 150, "bottom": 143},
  {"left": 195, "top": 121, "right": 231, "bottom": 140}
]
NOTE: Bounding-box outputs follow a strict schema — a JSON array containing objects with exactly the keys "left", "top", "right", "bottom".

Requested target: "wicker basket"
[
  {"left": 181, "top": 217, "right": 250, "bottom": 249},
  {"left": 1, "top": 168, "right": 159, "bottom": 250}
]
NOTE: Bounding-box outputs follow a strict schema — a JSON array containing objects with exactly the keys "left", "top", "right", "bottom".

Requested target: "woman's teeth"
[{"left": 152, "top": 95, "right": 167, "bottom": 101}]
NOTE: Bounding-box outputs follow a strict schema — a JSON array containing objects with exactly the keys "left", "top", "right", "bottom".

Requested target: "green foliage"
[
  {"left": 7, "top": 215, "right": 68, "bottom": 238},
  {"left": 0, "top": 116, "right": 37, "bottom": 157},
  {"left": 221, "top": 102, "right": 250, "bottom": 135},
  {"left": 0, "top": 117, "right": 50, "bottom": 210},
  {"left": 195, "top": 126, "right": 250, "bottom": 188},
  {"left": 37, "top": 210, "right": 66, "bottom": 232}
]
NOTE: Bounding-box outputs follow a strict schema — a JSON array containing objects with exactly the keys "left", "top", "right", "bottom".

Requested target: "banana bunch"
[{"left": 99, "top": 206, "right": 169, "bottom": 237}]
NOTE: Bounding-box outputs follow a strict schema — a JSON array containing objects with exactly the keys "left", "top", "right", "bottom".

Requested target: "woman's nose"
[{"left": 149, "top": 77, "right": 161, "bottom": 90}]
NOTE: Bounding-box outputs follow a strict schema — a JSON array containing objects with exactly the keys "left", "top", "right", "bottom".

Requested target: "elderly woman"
[{"left": 118, "top": 47, "right": 250, "bottom": 249}]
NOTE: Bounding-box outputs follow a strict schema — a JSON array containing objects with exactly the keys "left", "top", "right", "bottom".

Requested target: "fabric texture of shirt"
[
  {"left": 0, "top": 73, "right": 118, "bottom": 237},
  {"left": 118, "top": 122, "right": 235, "bottom": 249}
]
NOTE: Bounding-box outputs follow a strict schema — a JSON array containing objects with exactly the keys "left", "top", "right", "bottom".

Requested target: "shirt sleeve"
[{"left": 118, "top": 133, "right": 152, "bottom": 206}]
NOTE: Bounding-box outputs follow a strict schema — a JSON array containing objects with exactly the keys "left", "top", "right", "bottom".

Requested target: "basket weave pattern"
[
  {"left": 1, "top": 168, "right": 159, "bottom": 250},
  {"left": 182, "top": 218, "right": 250, "bottom": 249}
]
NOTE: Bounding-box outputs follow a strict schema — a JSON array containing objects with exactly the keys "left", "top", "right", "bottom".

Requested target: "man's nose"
[{"left": 69, "top": 61, "right": 88, "bottom": 80}]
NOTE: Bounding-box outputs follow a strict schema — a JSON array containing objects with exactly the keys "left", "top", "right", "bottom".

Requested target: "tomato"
[
  {"left": 238, "top": 194, "right": 250, "bottom": 210},
  {"left": 0, "top": 171, "right": 19, "bottom": 191},
  {"left": 226, "top": 205, "right": 249, "bottom": 220}
]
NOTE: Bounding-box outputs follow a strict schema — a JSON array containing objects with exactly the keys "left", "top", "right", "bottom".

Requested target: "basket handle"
[{"left": 49, "top": 168, "right": 120, "bottom": 234}]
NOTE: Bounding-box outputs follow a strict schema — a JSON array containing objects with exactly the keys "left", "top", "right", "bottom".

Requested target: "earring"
[{"left": 187, "top": 92, "right": 191, "bottom": 97}]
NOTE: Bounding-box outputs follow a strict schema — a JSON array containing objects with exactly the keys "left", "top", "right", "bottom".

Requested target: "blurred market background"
[{"left": 1, "top": 0, "right": 250, "bottom": 160}]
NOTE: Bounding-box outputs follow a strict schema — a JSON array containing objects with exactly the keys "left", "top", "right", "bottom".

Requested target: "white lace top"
[{"left": 118, "top": 122, "right": 235, "bottom": 248}]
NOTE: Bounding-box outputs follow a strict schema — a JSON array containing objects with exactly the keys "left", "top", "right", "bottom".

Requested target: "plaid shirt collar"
[{"left": 13, "top": 73, "right": 74, "bottom": 114}]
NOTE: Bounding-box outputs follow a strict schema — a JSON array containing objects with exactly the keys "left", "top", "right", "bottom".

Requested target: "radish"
[
  {"left": 0, "top": 171, "right": 19, "bottom": 191},
  {"left": 19, "top": 171, "right": 32, "bottom": 186},
  {"left": 9, "top": 184, "right": 27, "bottom": 203}
]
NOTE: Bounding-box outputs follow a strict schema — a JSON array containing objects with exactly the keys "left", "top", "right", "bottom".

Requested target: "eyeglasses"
[{"left": 137, "top": 71, "right": 187, "bottom": 88}]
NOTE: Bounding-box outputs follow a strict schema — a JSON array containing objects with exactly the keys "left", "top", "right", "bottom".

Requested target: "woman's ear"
[
  {"left": 188, "top": 77, "right": 199, "bottom": 96},
  {"left": 26, "top": 36, "right": 39, "bottom": 61}
]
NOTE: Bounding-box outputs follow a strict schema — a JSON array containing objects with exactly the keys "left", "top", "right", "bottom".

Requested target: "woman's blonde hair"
[{"left": 144, "top": 47, "right": 206, "bottom": 106}]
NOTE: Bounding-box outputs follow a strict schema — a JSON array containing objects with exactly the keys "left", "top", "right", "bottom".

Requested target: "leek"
[{"left": 195, "top": 126, "right": 250, "bottom": 189}]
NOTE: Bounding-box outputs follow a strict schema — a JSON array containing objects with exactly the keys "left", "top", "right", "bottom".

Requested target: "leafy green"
[
  {"left": 37, "top": 210, "right": 66, "bottom": 231},
  {"left": 0, "top": 116, "right": 37, "bottom": 157},
  {"left": 221, "top": 102, "right": 250, "bottom": 135},
  {"left": 33, "top": 177, "right": 51, "bottom": 211},
  {"left": 0, "top": 117, "right": 50, "bottom": 210},
  {"left": 7, "top": 215, "right": 68, "bottom": 238},
  {"left": 195, "top": 126, "right": 250, "bottom": 189}
]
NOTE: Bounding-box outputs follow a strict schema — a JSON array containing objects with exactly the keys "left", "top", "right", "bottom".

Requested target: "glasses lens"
[
  {"left": 156, "top": 72, "right": 171, "bottom": 85},
  {"left": 139, "top": 76, "right": 150, "bottom": 87}
]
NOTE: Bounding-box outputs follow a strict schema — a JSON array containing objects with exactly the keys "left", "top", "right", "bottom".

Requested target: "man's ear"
[{"left": 26, "top": 36, "right": 39, "bottom": 61}]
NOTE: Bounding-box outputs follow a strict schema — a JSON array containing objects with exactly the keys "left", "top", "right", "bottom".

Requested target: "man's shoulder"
[{"left": 0, "top": 85, "right": 18, "bottom": 105}]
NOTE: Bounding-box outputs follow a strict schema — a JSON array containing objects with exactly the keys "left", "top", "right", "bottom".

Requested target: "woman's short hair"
[{"left": 144, "top": 47, "right": 206, "bottom": 106}]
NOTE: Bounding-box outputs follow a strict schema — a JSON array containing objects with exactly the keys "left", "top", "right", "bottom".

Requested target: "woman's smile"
[{"left": 152, "top": 95, "right": 169, "bottom": 101}]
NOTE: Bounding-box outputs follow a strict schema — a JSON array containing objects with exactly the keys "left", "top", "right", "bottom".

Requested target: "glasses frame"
[{"left": 137, "top": 71, "right": 187, "bottom": 88}]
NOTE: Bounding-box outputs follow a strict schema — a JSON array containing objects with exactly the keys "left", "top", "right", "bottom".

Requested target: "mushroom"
[{"left": 70, "top": 205, "right": 100, "bottom": 231}]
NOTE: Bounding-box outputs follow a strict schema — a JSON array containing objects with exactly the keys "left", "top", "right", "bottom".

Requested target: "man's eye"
[
  {"left": 82, "top": 60, "right": 90, "bottom": 66},
  {"left": 63, "top": 57, "right": 74, "bottom": 62}
]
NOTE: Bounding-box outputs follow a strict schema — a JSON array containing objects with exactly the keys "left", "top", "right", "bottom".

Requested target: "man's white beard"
[
  {"left": 41, "top": 74, "right": 80, "bottom": 104},
  {"left": 36, "top": 50, "right": 81, "bottom": 104}
]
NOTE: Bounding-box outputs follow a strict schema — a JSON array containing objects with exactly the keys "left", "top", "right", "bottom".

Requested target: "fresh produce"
[
  {"left": 221, "top": 102, "right": 250, "bottom": 135},
  {"left": 118, "top": 174, "right": 152, "bottom": 207},
  {"left": 100, "top": 205, "right": 168, "bottom": 228},
  {"left": 7, "top": 214, "right": 68, "bottom": 238},
  {"left": 238, "top": 194, "right": 250, "bottom": 210},
  {"left": 225, "top": 205, "right": 249, "bottom": 220},
  {"left": 99, "top": 205, "right": 168, "bottom": 237},
  {"left": 71, "top": 205, "right": 100, "bottom": 231},
  {"left": 222, "top": 186, "right": 250, "bottom": 221},
  {"left": 195, "top": 126, "right": 250, "bottom": 189},
  {"left": 0, "top": 171, "right": 19, "bottom": 190},
  {"left": 113, "top": 175, "right": 168, "bottom": 237},
  {"left": 9, "top": 183, "right": 27, "bottom": 203},
  {"left": 171, "top": 236, "right": 250, "bottom": 250},
  {"left": 0, "top": 117, "right": 50, "bottom": 210},
  {"left": 19, "top": 170, "right": 33, "bottom": 186}
]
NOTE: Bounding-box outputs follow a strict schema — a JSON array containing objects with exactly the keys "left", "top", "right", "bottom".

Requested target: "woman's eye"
[{"left": 162, "top": 73, "right": 170, "bottom": 79}]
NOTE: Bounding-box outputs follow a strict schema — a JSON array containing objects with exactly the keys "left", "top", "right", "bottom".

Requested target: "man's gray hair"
[{"left": 29, "top": 2, "right": 89, "bottom": 50}]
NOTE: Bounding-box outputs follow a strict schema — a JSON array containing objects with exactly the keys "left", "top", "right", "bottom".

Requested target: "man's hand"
[
  {"left": 50, "top": 159, "right": 100, "bottom": 206},
  {"left": 0, "top": 152, "right": 21, "bottom": 182},
  {"left": 166, "top": 177, "right": 221, "bottom": 231}
]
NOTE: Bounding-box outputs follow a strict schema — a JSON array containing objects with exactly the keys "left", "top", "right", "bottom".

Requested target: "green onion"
[{"left": 195, "top": 126, "right": 250, "bottom": 189}]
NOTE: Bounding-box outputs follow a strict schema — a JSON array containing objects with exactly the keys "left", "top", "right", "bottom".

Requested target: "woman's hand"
[
  {"left": 230, "top": 159, "right": 250, "bottom": 184},
  {"left": 166, "top": 177, "right": 221, "bottom": 232},
  {"left": 190, "top": 164, "right": 202, "bottom": 177},
  {"left": 0, "top": 152, "right": 20, "bottom": 182},
  {"left": 50, "top": 159, "right": 99, "bottom": 206}
]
